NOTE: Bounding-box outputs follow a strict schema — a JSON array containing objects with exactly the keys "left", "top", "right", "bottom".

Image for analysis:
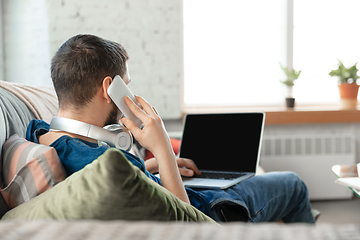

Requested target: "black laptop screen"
[{"left": 179, "top": 113, "right": 264, "bottom": 173}]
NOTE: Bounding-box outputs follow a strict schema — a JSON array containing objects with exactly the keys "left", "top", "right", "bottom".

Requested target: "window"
[
  {"left": 183, "top": 0, "right": 360, "bottom": 108},
  {"left": 293, "top": 0, "right": 360, "bottom": 104}
]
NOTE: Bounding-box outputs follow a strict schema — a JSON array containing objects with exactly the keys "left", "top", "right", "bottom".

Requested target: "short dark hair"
[{"left": 51, "top": 34, "right": 129, "bottom": 109}]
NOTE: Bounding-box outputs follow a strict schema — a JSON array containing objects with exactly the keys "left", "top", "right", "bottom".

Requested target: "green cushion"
[{"left": 2, "top": 148, "right": 216, "bottom": 223}]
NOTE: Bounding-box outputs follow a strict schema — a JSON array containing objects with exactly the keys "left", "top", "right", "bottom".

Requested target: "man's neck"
[{"left": 57, "top": 109, "right": 105, "bottom": 128}]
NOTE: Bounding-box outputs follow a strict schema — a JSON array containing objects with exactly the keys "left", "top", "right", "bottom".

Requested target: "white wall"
[
  {"left": 2, "top": 0, "right": 183, "bottom": 119},
  {"left": 3, "top": 0, "right": 51, "bottom": 86},
  {"left": 0, "top": 1, "right": 4, "bottom": 80}
]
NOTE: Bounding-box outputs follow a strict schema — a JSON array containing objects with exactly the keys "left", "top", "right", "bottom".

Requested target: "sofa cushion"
[
  {"left": 0, "top": 87, "right": 36, "bottom": 162},
  {"left": 0, "top": 87, "right": 38, "bottom": 217},
  {"left": 1, "top": 135, "right": 66, "bottom": 208},
  {"left": 2, "top": 148, "right": 216, "bottom": 222}
]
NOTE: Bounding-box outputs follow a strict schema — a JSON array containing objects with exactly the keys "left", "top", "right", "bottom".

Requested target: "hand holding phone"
[{"left": 107, "top": 75, "right": 143, "bottom": 128}]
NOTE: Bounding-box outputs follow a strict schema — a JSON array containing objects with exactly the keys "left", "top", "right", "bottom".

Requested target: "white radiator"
[{"left": 260, "top": 134, "right": 356, "bottom": 200}]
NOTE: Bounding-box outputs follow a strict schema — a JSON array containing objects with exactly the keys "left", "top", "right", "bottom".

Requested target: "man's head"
[{"left": 51, "top": 34, "right": 129, "bottom": 111}]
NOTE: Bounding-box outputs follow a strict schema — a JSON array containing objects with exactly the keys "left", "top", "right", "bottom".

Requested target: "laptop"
[{"left": 179, "top": 112, "right": 265, "bottom": 189}]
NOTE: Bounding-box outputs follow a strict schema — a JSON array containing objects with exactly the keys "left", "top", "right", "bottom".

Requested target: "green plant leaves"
[
  {"left": 329, "top": 60, "right": 359, "bottom": 83},
  {"left": 279, "top": 63, "right": 301, "bottom": 86}
]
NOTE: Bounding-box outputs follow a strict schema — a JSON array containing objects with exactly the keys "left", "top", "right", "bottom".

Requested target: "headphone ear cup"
[
  {"left": 103, "top": 124, "right": 133, "bottom": 151},
  {"left": 114, "top": 130, "right": 133, "bottom": 151}
]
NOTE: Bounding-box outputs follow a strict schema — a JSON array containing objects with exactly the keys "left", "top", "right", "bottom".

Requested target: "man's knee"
[{"left": 282, "top": 171, "right": 309, "bottom": 198}]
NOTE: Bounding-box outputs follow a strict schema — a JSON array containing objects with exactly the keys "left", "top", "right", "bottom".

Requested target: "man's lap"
[{"left": 196, "top": 171, "right": 314, "bottom": 223}]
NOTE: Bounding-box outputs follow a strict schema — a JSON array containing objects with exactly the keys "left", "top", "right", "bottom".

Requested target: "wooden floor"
[{"left": 311, "top": 196, "right": 360, "bottom": 225}]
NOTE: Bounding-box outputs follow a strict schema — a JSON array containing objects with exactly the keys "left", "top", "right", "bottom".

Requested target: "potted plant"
[
  {"left": 329, "top": 60, "right": 359, "bottom": 109},
  {"left": 280, "top": 63, "right": 301, "bottom": 108}
]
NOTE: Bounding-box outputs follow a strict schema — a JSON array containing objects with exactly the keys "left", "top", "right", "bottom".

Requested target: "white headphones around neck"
[{"left": 49, "top": 117, "right": 133, "bottom": 151}]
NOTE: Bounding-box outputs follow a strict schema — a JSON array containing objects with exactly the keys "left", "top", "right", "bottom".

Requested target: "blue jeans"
[{"left": 196, "top": 171, "right": 315, "bottom": 223}]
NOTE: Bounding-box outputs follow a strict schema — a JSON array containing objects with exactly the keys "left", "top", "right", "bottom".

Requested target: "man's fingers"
[
  {"left": 121, "top": 117, "right": 142, "bottom": 137},
  {"left": 124, "top": 96, "right": 148, "bottom": 121},
  {"left": 177, "top": 158, "right": 201, "bottom": 176},
  {"left": 135, "top": 96, "right": 159, "bottom": 118},
  {"left": 179, "top": 168, "right": 194, "bottom": 177}
]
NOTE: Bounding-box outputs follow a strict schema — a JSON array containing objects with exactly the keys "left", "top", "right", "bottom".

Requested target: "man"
[{"left": 26, "top": 34, "right": 316, "bottom": 223}]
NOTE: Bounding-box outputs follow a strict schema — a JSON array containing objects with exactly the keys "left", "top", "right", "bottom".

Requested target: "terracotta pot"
[
  {"left": 338, "top": 83, "right": 359, "bottom": 109},
  {"left": 338, "top": 83, "right": 359, "bottom": 99}
]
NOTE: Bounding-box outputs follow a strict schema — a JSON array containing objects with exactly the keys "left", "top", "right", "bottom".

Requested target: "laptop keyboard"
[{"left": 195, "top": 171, "right": 246, "bottom": 180}]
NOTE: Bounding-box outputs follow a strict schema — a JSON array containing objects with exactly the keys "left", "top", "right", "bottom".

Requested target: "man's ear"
[{"left": 102, "top": 76, "right": 113, "bottom": 104}]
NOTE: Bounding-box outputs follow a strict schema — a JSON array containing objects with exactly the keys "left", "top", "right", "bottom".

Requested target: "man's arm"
[{"left": 121, "top": 96, "right": 190, "bottom": 204}]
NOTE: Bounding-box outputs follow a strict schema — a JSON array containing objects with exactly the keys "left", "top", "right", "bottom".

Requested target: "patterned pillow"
[
  {"left": 2, "top": 148, "right": 216, "bottom": 223},
  {"left": 1, "top": 134, "right": 66, "bottom": 208}
]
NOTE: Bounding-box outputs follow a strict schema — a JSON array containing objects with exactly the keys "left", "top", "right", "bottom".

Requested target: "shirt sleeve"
[{"left": 26, "top": 119, "right": 50, "bottom": 143}]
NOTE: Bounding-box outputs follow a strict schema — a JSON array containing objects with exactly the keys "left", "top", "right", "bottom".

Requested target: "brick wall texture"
[{"left": 3, "top": 0, "right": 182, "bottom": 119}]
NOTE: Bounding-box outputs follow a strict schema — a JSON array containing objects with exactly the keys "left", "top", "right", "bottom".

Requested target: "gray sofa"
[
  {"left": 0, "top": 86, "right": 37, "bottom": 217},
  {"left": 0, "top": 81, "right": 359, "bottom": 240}
]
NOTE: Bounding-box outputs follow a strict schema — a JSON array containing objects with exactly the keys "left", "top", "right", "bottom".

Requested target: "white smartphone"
[{"left": 107, "top": 75, "right": 143, "bottom": 128}]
